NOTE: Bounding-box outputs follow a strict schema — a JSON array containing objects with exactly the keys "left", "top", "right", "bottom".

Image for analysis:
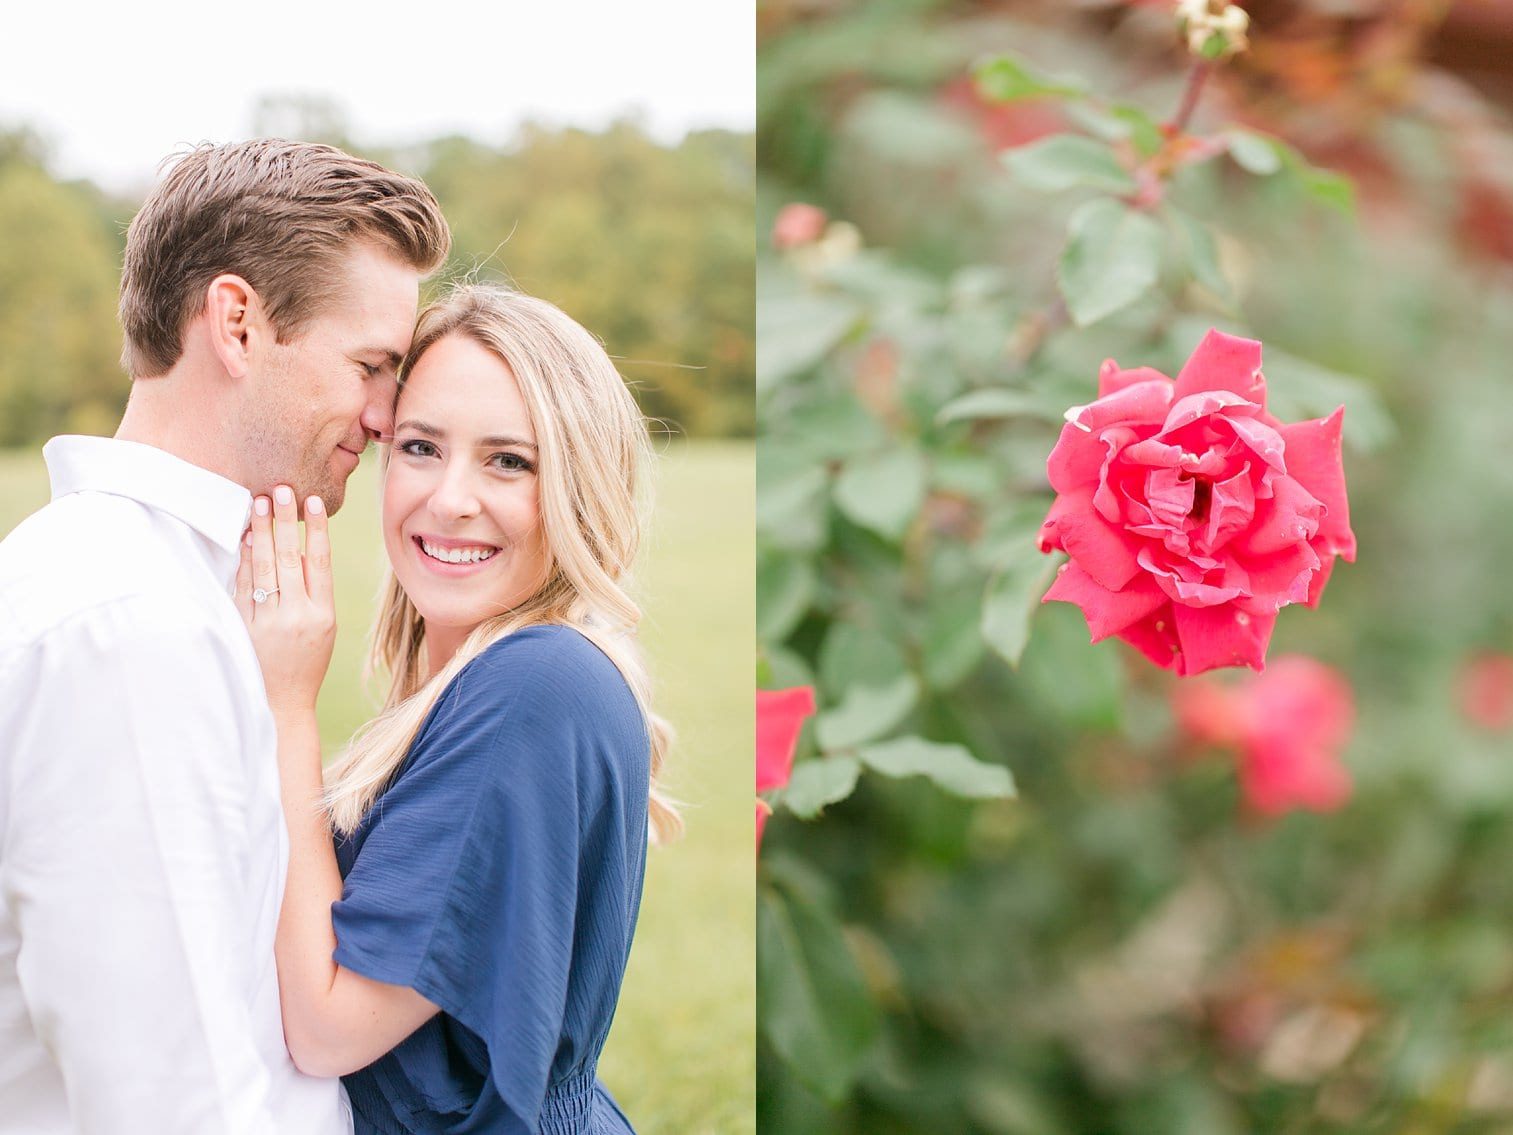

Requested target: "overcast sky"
[{"left": 3, "top": 0, "right": 754, "bottom": 193}]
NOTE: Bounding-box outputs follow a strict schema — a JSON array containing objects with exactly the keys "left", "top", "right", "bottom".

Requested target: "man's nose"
[{"left": 360, "top": 374, "right": 398, "bottom": 440}]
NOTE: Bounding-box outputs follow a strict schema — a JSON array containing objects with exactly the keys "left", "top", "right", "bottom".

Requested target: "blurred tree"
[
  {"left": 0, "top": 119, "right": 754, "bottom": 447},
  {"left": 0, "top": 138, "right": 126, "bottom": 444},
  {"left": 421, "top": 120, "right": 756, "bottom": 435}
]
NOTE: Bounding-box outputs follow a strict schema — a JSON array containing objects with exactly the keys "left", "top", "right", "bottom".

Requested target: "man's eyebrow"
[{"left": 395, "top": 419, "right": 538, "bottom": 451}]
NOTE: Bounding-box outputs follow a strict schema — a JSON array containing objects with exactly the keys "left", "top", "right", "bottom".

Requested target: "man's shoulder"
[{"left": 0, "top": 492, "right": 221, "bottom": 648}]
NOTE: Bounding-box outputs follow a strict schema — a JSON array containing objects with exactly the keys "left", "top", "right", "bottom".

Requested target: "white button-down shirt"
[{"left": 0, "top": 436, "right": 350, "bottom": 1134}]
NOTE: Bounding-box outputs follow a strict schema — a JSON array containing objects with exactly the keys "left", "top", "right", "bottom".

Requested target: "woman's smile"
[{"left": 413, "top": 535, "right": 502, "bottom": 570}]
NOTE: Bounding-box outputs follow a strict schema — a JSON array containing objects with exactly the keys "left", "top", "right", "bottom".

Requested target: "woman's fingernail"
[
  {"left": 307, "top": 496, "right": 324, "bottom": 516},
  {"left": 254, "top": 497, "right": 270, "bottom": 516},
  {"left": 274, "top": 485, "right": 293, "bottom": 506},
  {"left": 244, "top": 531, "right": 253, "bottom": 547}
]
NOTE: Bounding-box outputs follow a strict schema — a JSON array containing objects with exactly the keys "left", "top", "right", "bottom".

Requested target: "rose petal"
[
  {"left": 1066, "top": 380, "right": 1173, "bottom": 433},
  {"left": 1043, "top": 561, "right": 1168, "bottom": 641},
  {"left": 1240, "top": 540, "right": 1321, "bottom": 611},
  {"left": 1173, "top": 328, "right": 1266, "bottom": 406},
  {"left": 1278, "top": 408, "right": 1356, "bottom": 561},
  {"left": 1045, "top": 420, "right": 1109, "bottom": 494},
  {"left": 1303, "top": 554, "right": 1335, "bottom": 608},
  {"left": 757, "top": 687, "right": 817, "bottom": 792},
  {"left": 1172, "top": 603, "right": 1276, "bottom": 675},
  {"left": 1232, "top": 476, "right": 1324, "bottom": 558},
  {"left": 1163, "top": 389, "right": 1260, "bottom": 434},
  {"left": 1140, "top": 547, "right": 1249, "bottom": 607},
  {"left": 1099, "top": 360, "right": 1174, "bottom": 398},
  {"left": 1116, "top": 608, "right": 1182, "bottom": 671},
  {"left": 1201, "top": 464, "right": 1257, "bottom": 552},
  {"left": 1045, "top": 492, "right": 1143, "bottom": 591}
]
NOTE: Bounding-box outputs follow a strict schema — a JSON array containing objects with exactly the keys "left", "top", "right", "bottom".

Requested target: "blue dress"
[{"left": 330, "top": 625, "right": 650, "bottom": 1134}]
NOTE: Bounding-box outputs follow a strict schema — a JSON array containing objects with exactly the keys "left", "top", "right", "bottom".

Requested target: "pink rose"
[
  {"left": 756, "top": 686, "right": 816, "bottom": 849},
  {"left": 1457, "top": 651, "right": 1513, "bottom": 731},
  {"left": 1038, "top": 329, "right": 1355, "bottom": 675},
  {"left": 1173, "top": 655, "right": 1354, "bottom": 816},
  {"left": 771, "top": 203, "right": 828, "bottom": 250}
]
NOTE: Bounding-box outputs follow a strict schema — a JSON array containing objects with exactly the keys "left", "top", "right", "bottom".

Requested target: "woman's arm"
[{"left": 238, "top": 485, "right": 439, "bottom": 1077}]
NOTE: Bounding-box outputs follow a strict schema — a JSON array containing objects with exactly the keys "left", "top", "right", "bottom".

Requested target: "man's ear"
[{"left": 205, "top": 274, "right": 259, "bottom": 380}]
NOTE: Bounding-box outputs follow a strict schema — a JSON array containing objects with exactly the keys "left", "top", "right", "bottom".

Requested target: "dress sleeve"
[
  {"left": 4, "top": 598, "right": 282, "bottom": 1134},
  {"left": 331, "top": 627, "right": 647, "bottom": 1123}
]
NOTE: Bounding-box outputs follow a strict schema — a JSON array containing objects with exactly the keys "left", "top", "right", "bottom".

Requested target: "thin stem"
[{"left": 1166, "top": 60, "right": 1214, "bottom": 137}]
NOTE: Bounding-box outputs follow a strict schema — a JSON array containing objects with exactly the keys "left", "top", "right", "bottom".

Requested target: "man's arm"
[{"left": 6, "top": 599, "right": 282, "bottom": 1133}]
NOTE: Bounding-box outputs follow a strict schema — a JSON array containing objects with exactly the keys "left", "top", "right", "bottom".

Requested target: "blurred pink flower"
[
  {"left": 771, "top": 203, "right": 828, "bottom": 250},
  {"left": 757, "top": 686, "right": 816, "bottom": 848},
  {"left": 1039, "top": 329, "right": 1356, "bottom": 675},
  {"left": 1173, "top": 655, "right": 1355, "bottom": 816},
  {"left": 1457, "top": 651, "right": 1513, "bottom": 731}
]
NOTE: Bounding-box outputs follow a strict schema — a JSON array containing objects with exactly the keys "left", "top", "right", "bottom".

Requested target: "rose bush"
[{"left": 1038, "top": 329, "right": 1356, "bottom": 674}]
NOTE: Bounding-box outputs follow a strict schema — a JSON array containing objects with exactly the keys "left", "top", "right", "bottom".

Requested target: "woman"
[{"left": 237, "top": 284, "right": 679, "bottom": 1133}]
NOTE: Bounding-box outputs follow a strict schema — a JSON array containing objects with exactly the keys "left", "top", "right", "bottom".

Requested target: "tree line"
[{"left": 0, "top": 114, "right": 754, "bottom": 447}]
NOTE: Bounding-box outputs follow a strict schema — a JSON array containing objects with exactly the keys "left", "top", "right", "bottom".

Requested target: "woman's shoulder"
[
  {"left": 429, "top": 624, "right": 643, "bottom": 743},
  {"left": 465, "top": 624, "right": 630, "bottom": 698}
]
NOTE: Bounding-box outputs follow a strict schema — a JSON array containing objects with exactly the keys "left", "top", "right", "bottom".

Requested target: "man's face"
[{"left": 245, "top": 243, "right": 420, "bottom": 514}]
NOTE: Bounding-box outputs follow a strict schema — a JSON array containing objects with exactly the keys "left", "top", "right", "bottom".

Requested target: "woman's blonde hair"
[{"left": 323, "top": 283, "right": 681, "bottom": 842}]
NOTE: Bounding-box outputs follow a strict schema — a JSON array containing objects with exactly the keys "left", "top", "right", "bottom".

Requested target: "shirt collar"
[{"left": 43, "top": 436, "right": 254, "bottom": 561}]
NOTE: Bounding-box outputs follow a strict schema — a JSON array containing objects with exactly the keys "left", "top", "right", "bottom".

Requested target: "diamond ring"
[{"left": 252, "top": 586, "right": 280, "bottom": 605}]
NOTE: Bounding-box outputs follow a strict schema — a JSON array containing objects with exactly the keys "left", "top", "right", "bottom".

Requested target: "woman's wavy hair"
[{"left": 323, "top": 283, "right": 681, "bottom": 843}]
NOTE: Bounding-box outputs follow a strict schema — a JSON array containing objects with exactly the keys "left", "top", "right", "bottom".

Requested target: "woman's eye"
[
  {"left": 397, "top": 439, "right": 439, "bottom": 458},
  {"left": 490, "top": 452, "right": 533, "bottom": 473}
]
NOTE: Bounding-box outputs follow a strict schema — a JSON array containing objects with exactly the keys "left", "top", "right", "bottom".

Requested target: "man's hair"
[{"left": 118, "top": 138, "right": 452, "bottom": 377}]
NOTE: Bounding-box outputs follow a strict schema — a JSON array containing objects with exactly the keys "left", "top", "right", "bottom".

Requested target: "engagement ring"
[{"left": 252, "top": 587, "right": 279, "bottom": 604}]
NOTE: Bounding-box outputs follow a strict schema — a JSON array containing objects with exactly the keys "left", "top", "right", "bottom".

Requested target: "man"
[{"left": 0, "top": 139, "right": 450, "bottom": 1133}]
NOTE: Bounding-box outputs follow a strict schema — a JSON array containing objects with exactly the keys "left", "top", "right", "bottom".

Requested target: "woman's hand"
[{"left": 235, "top": 485, "right": 336, "bottom": 719}]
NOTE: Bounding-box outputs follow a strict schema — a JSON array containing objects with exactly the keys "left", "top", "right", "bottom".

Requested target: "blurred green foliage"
[
  {"left": 0, "top": 114, "right": 754, "bottom": 441},
  {"left": 757, "top": 1, "right": 1513, "bottom": 1131}
]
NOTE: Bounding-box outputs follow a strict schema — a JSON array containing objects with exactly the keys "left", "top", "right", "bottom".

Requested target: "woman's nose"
[{"left": 429, "top": 462, "right": 482, "bottom": 519}]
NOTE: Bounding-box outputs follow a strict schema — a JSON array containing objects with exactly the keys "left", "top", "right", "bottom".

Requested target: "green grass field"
[{"left": 0, "top": 439, "right": 754, "bottom": 1134}]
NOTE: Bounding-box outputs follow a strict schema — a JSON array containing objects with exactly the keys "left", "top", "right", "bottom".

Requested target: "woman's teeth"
[{"left": 420, "top": 539, "right": 498, "bottom": 565}]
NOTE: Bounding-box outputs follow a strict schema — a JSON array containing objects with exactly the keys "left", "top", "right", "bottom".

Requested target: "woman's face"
[{"left": 382, "top": 332, "right": 550, "bottom": 669}]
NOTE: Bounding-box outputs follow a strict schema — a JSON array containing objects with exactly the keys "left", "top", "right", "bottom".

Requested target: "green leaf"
[
  {"left": 1065, "top": 102, "right": 1164, "bottom": 159},
  {"left": 819, "top": 624, "right": 908, "bottom": 692},
  {"left": 936, "top": 387, "right": 1061, "bottom": 426},
  {"left": 973, "top": 53, "right": 1084, "bottom": 103},
  {"left": 762, "top": 643, "right": 816, "bottom": 692},
  {"left": 982, "top": 555, "right": 1061, "bottom": 667},
  {"left": 1297, "top": 167, "right": 1356, "bottom": 215},
  {"left": 832, "top": 447, "right": 928, "bottom": 542},
  {"left": 1017, "top": 600, "right": 1125, "bottom": 730},
  {"left": 816, "top": 672, "right": 919, "bottom": 750},
  {"left": 757, "top": 552, "right": 817, "bottom": 644},
  {"left": 857, "top": 735, "right": 1016, "bottom": 799},
  {"left": 756, "top": 294, "right": 864, "bottom": 394},
  {"left": 1058, "top": 198, "right": 1164, "bottom": 326},
  {"left": 780, "top": 756, "right": 862, "bottom": 818},
  {"left": 1003, "top": 135, "right": 1137, "bottom": 195},
  {"left": 756, "top": 883, "right": 880, "bottom": 1104},
  {"left": 1226, "top": 130, "right": 1283, "bottom": 176},
  {"left": 922, "top": 588, "right": 987, "bottom": 690},
  {"left": 1236, "top": 132, "right": 1357, "bottom": 215},
  {"left": 1168, "top": 208, "right": 1232, "bottom": 303},
  {"left": 756, "top": 453, "right": 828, "bottom": 551}
]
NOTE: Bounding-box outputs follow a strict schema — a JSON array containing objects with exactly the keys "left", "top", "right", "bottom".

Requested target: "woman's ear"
[{"left": 205, "top": 274, "right": 258, "bottom": 380}]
